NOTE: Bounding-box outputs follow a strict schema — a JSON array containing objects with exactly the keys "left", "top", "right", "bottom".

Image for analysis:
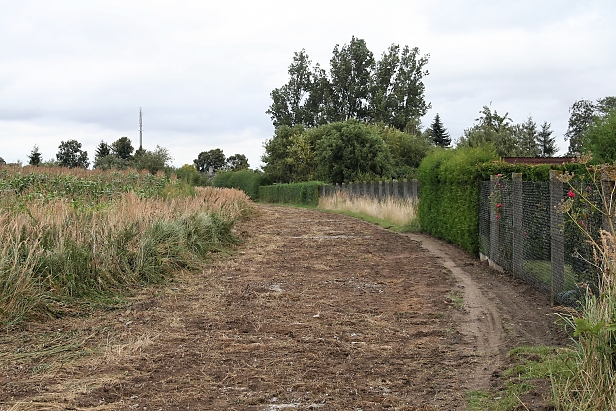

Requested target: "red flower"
[
  {"left": 496, "top": 203, "right": 502, "bottom": 208},
  {"left": 567, "top": 190, "right": 575, "bottom": 199}
]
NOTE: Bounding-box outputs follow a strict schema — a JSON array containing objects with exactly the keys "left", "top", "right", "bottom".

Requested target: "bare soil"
[{"left": 0, "top": 204, "right": 566, "bottom": 410}]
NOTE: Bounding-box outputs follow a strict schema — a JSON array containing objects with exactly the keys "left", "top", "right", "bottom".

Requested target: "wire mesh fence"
[{"left": 479, "top": 173, "right": 602, "bottom": 306}]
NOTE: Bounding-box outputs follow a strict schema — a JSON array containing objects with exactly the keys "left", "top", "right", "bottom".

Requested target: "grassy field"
[{"left": 0, "top": 166, "right": 253, "bottom": 327}]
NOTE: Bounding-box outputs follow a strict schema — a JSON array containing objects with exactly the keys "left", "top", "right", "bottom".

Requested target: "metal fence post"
[
  {"left": 378, "top": 181, "right": 383, "bottom": 200},
  {"left": 393, "top": 179, "right": 399, "bottom": 199},
  {"left": 550, "top": 170, "right": 565, "bottom": 303},
  {"left": 489, "top": 175, "right": 500, "bottom": 267},
  {"left": 512, "top": 173, "right": 523, "bottom": 277},
  {"left": 403, "top": 179, "right": 408, "bottom": 199}
]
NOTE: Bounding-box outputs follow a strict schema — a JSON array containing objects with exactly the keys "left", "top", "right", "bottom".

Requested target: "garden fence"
[
  {"left": 479, "top": 171, "right": 603, "bottom": 305},
  {"left": 320, "top": 179, "right": 419, "bottom": 201}
]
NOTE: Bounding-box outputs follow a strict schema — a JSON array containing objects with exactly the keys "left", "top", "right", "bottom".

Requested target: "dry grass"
[
  {"left": 0, "top": 185, "right": 254, "bottom": 327},
  {"left": 318, "top": 190, "right": 418, "bottom": 228}
]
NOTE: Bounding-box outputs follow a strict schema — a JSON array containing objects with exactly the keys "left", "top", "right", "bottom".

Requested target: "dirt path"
[{"left": 0, "top": 205, "right": 563, "bottom": 411}]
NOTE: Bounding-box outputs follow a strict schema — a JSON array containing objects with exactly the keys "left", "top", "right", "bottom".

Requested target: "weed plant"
[
  {"left": 318, "top": 190, "right": 418, "bottom": 231},
  {"left": 0, "top": 166, "right": 253, "bottom": 327},
  {"left": 552, "top": 160, "right": 616, "bottom": 410}
]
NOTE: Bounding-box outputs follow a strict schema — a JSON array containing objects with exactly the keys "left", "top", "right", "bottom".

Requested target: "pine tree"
[
  {"left": 28, "top": 145, "right": 43, "bottom": 166},
  {"left": 537, "top": 122, "right": 558, "bottom": 157},
  {"left": 429, "top": 113, "right": 451, "bottom": 147}
]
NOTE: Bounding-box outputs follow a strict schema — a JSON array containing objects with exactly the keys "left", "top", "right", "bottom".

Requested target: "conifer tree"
[
  {"left": 28, "top": 145, "right": 43, "bottom": 166},
  {"left": 537, "top": 122, "right": 558, "bottom": 157},
  {"left": 429, "top": 113, "right": 451, "bottom": 147}
]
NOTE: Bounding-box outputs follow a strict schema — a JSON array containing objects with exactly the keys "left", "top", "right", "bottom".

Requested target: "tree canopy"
[
  {"left": 565, "top": 96, "right": 616, "bottom": 156},
  {"left": 261, "top": 120, "right": 429, "bottom": 184},
  {"left": 194, "top": 149, "right": 227, "bottom": 174},
  {"left": 456, "top": 106, "right": 558, "bottom": 158},
  {"left": 267, "top": 37, "right": 430, "bottom": 132},
  {"left": 56, "top": 140, "right": 89, "bottom": 169},
  {"left": 585, "top": 110, "right": 616, "bottom": 164}
]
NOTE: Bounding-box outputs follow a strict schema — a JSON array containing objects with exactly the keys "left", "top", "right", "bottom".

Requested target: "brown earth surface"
[{"left": 0, "top": 204, "right": 567, "bottom": 411}]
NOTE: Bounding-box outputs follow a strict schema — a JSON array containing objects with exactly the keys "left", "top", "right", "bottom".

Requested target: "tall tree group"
[
  {"left": 193, "top": 149, "right": 250, "bottom": 174},
  {"left": 267, "top": 37, "right": 431, "bottom": 132},
  {"left": 457, "top": 105, "right": 557, "bottom": 158}
]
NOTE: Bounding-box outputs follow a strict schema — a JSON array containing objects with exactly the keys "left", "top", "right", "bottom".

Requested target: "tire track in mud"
[{"left": 403, "top": 233, "right": 505, "bottom": 389}]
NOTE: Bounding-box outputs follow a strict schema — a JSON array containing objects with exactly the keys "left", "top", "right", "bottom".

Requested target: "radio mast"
[{"left": 139, "top": 107, "right": 143, "bottom": 150}]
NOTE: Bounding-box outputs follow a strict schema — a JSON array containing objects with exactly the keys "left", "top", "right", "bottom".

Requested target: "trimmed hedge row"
[
  {"left": 258, "top": 181, "right": 323, "bottom": 206},
  {"left": 418, "top": 147, "right": 497, "bottom": 255},
  {"left": 212, "top": 170, "right": 271, "bottom": 200},
  {"left": 418, "top": 147, "right": 590, "bottom": 256}
]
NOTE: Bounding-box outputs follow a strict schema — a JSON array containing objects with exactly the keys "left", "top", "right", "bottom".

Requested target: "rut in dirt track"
[{"left": 0, "top": 204, "right": 561, "bottom": 411}]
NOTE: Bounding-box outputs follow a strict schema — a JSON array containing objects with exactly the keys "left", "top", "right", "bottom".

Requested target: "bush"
[
  {"left": 258, "top": 181, "right": 323, "bottom": 207},
  {"left": 212, "top": 170, "right": 271, "bottom": 200}
]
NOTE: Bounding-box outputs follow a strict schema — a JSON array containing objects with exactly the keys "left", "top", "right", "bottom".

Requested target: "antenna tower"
[{"left": 139, "top": 108, "right": 143, "bottom": 150}]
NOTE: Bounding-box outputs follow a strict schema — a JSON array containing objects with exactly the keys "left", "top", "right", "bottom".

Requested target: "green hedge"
[
  {"left": 418, "top": 147, "right": 590, "bottom": 255},
  {"left": 258, "top": 181, "right": 323, "bottom": 206},
  {"left": 212, "top": 170, "right": 271, "bottom": 200},
  {"left": 418, "top": 146, "right": 498, "bottom": 255}
]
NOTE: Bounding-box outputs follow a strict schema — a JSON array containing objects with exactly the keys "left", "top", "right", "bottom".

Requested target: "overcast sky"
[{"left": 1, "top": 1, "right": 615, "bottom": 168}]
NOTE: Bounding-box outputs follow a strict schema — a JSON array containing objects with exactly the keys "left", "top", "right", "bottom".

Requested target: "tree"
[
  {"left": 565, "top": 96, "right": 616, "bottom": 156},
  {"left": 315, "top": 120, "right": 393, "bottom": 184},
  {"left": 28, "top": 145, "right": 43, "bottom": 166},
  {"left": 95, "top": 141, "right": 110, "bottom": 160},
  {"left": 514, "top": 116, "right": 540, "bottom": 157},
  {"left": 261, "top": 124, "right": 307, "bottom": 183},
  {"left": 194, "top": 148, "right": 227, "bottom": 174},
  {"left": 56, "top": 140, "right": 89, "bottom": 169},
  {"left": 457, "top": 105, "right": 517, "bottom": 157},
  {"left": 266, "top": 37, "right": 430, "bottom": 131},
  {"left": 429, "top": 114, "right": 451, "bottom": 147},
  {"left": 374, "top": 124, "right": 432, "bottom": 178},
  {"left": 585, "top": 110, "right": 616, "bottom": 163},
  {"left": 111, "top": 137, "right": 134, "bottom": 160},
  {"left": 328, "top": 36, "right": 375, "bottom": 122},
  {"left": 0, "top": 157, "right": 5, "bottom": 166},
  {"left": 134, "top": 145, "right": 172, "bottom": 174},
  {"left": 565, "top": 100, "right": 597, "bottom": 156},
  {"left": 266, "top": 50, "right": 317, "bottom": 128},
  {"left": 537, "top": 122, "right": 557, "bottom": 157},
  {"left": 371, "top": 45, "right": 431, "bottom": 130},
  {"left": 226, "top": 154, "right": 250, "bottom": 171}
]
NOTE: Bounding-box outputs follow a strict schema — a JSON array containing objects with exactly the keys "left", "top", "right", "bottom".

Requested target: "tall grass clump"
[
  {"left": 0, "top": 165, "right": 253, "bottom": 326},
  {"left": 318, "top": 190, "right": 418, "bottom": 231},
  {"left": 553, "top": 161, "right": 616, "bottom": 410}
]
